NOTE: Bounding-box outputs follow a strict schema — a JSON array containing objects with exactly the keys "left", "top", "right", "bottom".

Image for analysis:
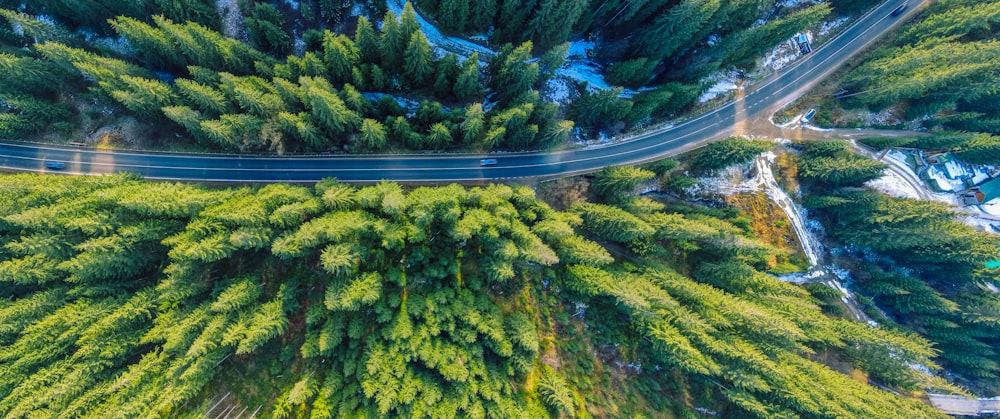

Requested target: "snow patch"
[
  {"left": 780, "top": 0, "right": 820, "bottom": 7},
  {"left": 982, "top": 201, "right": 1000, "bottom": 217},
  {"left": 866, "top": 170, "right": 922, "bottom": 200},
  {"left": 362, "top": 92, "right": 420, "bottom": 117},
  {"left": 544, "top": 77, "right": 573, "bottom": 104},
  {"left": 556, "top": 63, "right": 609, "bottom": 91},
  {"left": 760, "top": 37, "right": 804, "bottom": 72},
  {"left": 567, "top": 40, "right": 595, "bottom": 59},
  {"left": 215, "top": 0, "right": 248, "bottom": 41},
  {"left": 698, "top": 71, "right": 741, "bottom": 103},
  {"left": 386, "top": 0, "right": 495, "bottom": 60},
  {"left": 819, "top": 17, "right": 849, "bottom": 36}
]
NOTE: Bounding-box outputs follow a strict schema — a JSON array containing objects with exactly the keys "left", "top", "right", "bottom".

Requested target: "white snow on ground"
[
  {"left": 556, "top": 63, "right": 610, "bottom": 90},
  {"left": 760, "top": 37, "right": 804, "bottom": 71},
  {"left": 385, "top": 1, "right": 624, "bottom": 92},
  {"left": 386, "top": 0, "right": 495, "bottom": 59},
  {"left": 875, "top": 149, "right": 1000, "bottom": 232},
  {"left": 698, "top": 71, "right": 741, "bottom": 102},
  {"left": 925, "top": 166, "right": 956, "bottom": 192},
  {"left": 567, "top": 40, "right": 595, "bottom": 59},
  {"left": 983, "top": 201, "right": 1000, "bottom": 216},
  {"left": 545, "top": 77, "right": 573, "bottom": 104},
  {"left": 883, "top": 150, "right": 959, "bottom": 204},
  {"left": 780, "top": 0, "right": 816, "bottom": 6},
  {"left": 215, "top": 0, "right": 247, "bottom": 41},
  {"left": 971, "top": 166, "right": 992, "bottom": 185},
  {"left": 960, "top": 214, "right": 1000, "bottom": 233},
  {"left": 801, "top": 123, "right": 833, "bottom": 132},
  {"left": 555, "top": 39, "right": 623, "bottom": 93},
  {"left": 866, "top": 170, "right": 922, "bottom": 199},
  {"left": 819, "top": 17, "right": 849, "bottom": 36}
]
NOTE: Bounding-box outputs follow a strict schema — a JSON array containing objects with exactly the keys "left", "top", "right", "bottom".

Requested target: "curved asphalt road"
[{"left": 0, "top": 0, "right": 921, "bottom": 183}]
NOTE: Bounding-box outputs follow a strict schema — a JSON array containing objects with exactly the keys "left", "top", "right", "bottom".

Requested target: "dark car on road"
[
  {"left": 891, "top": 2, "right": 907, "bottom": 16},
  {"left": 45, "top": 161, "right": 66, "bottom": 170}
]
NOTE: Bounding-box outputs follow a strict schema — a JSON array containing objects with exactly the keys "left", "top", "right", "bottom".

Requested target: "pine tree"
[
  {"left": 537, "top": 120, "right": 574, "bottom": 148},
  {"left": 175, "top": 78, "right": 231, "bottom": 116},
  {"left": 110, "top": 76, "right": 179, "bottom": 119},
  {"left": 606, "top": 58, "right": 657, "bottom": 89},
  {"left": 246, "top": 3, "right": 291, "bottom": 56},
  {"left": 632, "top": 0, "right": 721, "bottom": 60},
  {"left": 568, "top": 87, "right": 633, "bottom": 131},
  {"left": 462, "top": 103, "right": 486, "bottom": 144},
  {"left": 426, "top": 123, "right": 453, "bottom": 149},
  {"left": 539, "top": 42, "right": 569, "bottom": 79},
  {"left": 438, "top": 0, "right": 470, "bottom": 32},
  {"left": 462, "top": 0, "right": 492, "bottom": 32},
  {"left": 489, "top": 42, "right": 539, "bottom": 105},
  {"left": 399, "top": 2, "right": 421, "bottom": 44},
  {"left": 358, "top": 118, "right": 388, "bottom": 151},
  {"left": 454, "top": 53, "right": 483, "bottom": 100},
  {"left": 162, "top": 105, "right": 205, "bottom": 139},
  {"left": 380, "top": 10, "right": 405, "bottom": 70},
  {"left": 592, "top": 165, "right": 656, "bottom": 199},
  {"left": 690, "top": 137, "right": 771, "bottom": 172},
  {"left": 323, "top": 31, "right": 360, "bottom": 84},
  {"left": 354, "top": 16, "right": 381, "bottom": 64},
  {"left": 434, "top": 53, "right": 460, "bottom": 98},
  {"left": 403, "top": 31, "right": 434, "bottom": 87}
]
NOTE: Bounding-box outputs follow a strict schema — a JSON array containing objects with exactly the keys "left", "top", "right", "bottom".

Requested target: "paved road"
[{"left": 0, "top": 0, "right": 922, "bottom": 183}]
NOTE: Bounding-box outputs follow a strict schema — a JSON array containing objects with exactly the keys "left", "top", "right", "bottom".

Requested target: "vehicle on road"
[
  {"left": 45, "top": 161, "right": 66, "bottom": 170},
  {"left": 480, "top": 159, "right": 498, "bottom": 166},
  {"left": 890, "top": 2, "right": 907, "bottom": 16}
]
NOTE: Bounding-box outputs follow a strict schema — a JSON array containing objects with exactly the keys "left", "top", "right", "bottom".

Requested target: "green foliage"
[
  {"left": 569, "top": 87, "right": 633, "bottom": 131},
  {"left": 538, "top": 365, "right": 576, "bottom": 415},
  {"left": 723, "top": 4, "right": 830, "bottom": 69},
  {"left": 246, "top": 3, "right": 291, "bottom": 56},
  {"left": 592, "top": 165, "right": 656, "bottom": 201},
  {"left": 403, "top": 31, "right": 435, "bottom": 87},
  {"left": 798, "top": 154, "right": 887, "bottom": 187},
  {"left": 110, "top": 15, "right": 269, "bottom": 74},
  {"left": 633, "top": 0, "right": 721, "bottom": 61},
  {"left": 690, "top": 137, "right": 771, "bottom": 172},
  {"left": 606, "top": 58, "right": 657, "bottom": 89},
  {"left": 858, "top": 137, "right": 916, "bottom": 149},
  {"left": 841, "top": 0, "right": 1000, "bottom": 129},
  {"left": 488, "top": 42, "right": 540, "bottom": 106},
  {"left": 0, "top": 173, "right": 961, "bottom": 417}
]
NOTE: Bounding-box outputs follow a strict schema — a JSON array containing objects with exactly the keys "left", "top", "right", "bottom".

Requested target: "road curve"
[{"left": 0, "top": 1, "right": 922, "bottom": 184}]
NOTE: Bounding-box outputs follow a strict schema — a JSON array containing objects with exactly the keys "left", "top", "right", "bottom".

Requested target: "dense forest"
[
  {"left": 2, "top": 0, "right": 1000, "bottom": 415},
  {"left": 791, "top": 140, "right": 1000, "bottom": 392},
  {"left": 0, "top": 169, "right": 965, "bottom": 417},
  {"left": 0, "top": 0, "right": 864, "bottom": 151},
  {"left": 806, "top": 0, "right": 1000, "bottom": 159}
]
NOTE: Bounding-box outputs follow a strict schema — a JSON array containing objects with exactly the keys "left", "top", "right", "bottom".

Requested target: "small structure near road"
[
  {"left": 929, "top": 394, "right": 1000, "bottom": 416},
  {"left": 962, "top": 177, "right": 1000, "bottom": 205},
  {"left": 802, "top": 108, "right": 817, "bottom": 123},
  {"left": 796, "top": 33, "right": 813, "bottom": 54}
]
